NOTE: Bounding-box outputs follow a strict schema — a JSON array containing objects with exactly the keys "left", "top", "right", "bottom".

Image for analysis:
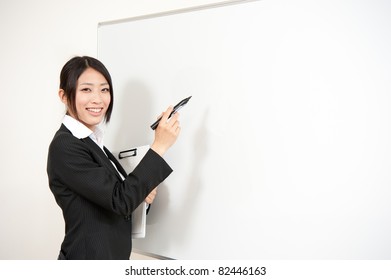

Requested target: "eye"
[
  {"left": 81, "top": 87, "right": 92, "bottom": 92},
  {"left": 102, "top": 87, "right": 110, "bottom": 93}
]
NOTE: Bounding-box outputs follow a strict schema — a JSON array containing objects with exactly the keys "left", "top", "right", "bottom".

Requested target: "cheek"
[
  {"left": 76, "top": 95, "right": 89, "bottom": 109},
  {"left": 104, "top": 94, "right": 112, "bottom": 106},
  {"left": 75, "top": 92, "right": 89, "bottom": 103}
]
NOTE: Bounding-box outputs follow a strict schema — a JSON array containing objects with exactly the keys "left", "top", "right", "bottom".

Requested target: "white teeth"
[{"left": 87, "top": 108, "right": 102, "bottom": 113}]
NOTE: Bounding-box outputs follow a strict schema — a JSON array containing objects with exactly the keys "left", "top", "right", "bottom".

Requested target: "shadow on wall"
[{"left": 109, "top": 80, "right": 155, "bottom": 151}]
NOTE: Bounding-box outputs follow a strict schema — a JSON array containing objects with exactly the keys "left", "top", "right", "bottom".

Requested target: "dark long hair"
[{"left": 59, "top": 56, "right": 114, "bottom": 123}]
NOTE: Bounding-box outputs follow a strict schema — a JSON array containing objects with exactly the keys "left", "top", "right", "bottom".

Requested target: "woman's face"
[{"left": 71, "top": 67, "right": 111, "bottom": 131}]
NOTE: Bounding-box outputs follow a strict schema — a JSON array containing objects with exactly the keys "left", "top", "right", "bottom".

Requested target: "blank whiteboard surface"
[{"left": 98, "top": 0, "right": 391, "bottom": 259}]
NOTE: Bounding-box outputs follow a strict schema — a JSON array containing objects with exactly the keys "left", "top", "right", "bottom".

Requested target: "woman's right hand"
[{"left": 150, "top": 106, "right": 181, "bottom": 157}]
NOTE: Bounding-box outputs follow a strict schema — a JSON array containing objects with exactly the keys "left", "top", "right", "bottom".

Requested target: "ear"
[{"left": 58, "top": 89, "right": 67, "bottom": 105}]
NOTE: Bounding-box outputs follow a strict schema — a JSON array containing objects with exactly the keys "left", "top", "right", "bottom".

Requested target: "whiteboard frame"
[{"left": 98, "top": 0, "right": 259, "bottom": 28}]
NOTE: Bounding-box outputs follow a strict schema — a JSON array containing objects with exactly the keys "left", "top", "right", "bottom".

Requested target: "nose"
[{"left": 91, "top": 90, "right": 103, "bottom": 103}]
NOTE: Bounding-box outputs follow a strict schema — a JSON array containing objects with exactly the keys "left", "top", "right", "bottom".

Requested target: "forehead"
[{"left": 78, "top": 68, "right": 108, "bottom": 84}]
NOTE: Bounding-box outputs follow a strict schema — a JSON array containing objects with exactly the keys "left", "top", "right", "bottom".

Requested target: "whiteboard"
[{"left": 98, "top": 0, "right": 391, "bottom": 259}]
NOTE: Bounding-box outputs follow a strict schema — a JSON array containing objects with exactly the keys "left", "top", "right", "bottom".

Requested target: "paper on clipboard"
[{"left": 115, "top": 145, "right": 150, "bottom": 239}]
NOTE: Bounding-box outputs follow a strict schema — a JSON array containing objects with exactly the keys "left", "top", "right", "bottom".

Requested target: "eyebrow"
[{"left": 79, "top": 82, "right": 109, "bottom": 86}]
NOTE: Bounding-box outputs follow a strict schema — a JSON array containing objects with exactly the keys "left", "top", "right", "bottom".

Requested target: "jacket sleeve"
[{"left": 47, "top": 131, "right": 172, "bottom": 216}]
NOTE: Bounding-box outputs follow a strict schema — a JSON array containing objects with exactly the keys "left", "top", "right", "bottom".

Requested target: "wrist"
[{"left": 151, "top": 143, "right": 166, "bottom": 157}]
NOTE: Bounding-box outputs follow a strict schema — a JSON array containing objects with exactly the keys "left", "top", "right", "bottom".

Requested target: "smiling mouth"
[{"left": 86, "top": 108, "right": 103, "bottom": 113}]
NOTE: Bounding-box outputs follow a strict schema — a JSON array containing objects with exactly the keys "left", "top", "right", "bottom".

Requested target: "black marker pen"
[{"left": 150, "top": 96, "right": 192, "bottom": 130}]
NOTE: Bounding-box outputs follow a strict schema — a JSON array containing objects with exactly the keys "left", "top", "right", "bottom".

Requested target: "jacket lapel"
[
  {"left": 82, "top": 137, "right": 125, "bottom": 181},
  {"left": 59, "top": 124, "right": 126, "bottom": 181}
]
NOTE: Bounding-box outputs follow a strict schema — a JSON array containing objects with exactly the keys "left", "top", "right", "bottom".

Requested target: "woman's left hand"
[{"left": 145, "top": 187, "right": 157, "bottom": 204}]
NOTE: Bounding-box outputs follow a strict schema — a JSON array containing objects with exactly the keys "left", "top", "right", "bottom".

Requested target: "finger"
[
  {"left": 173, "top": 120, "right": 180, "bottom": 131},
  {"left": 156, "top": 112, "right": 163, "bottom": 120},
  {"left": 146, "top": 188, "right": 157, "bottom": 201},
  {"left": 148, "top": 191, "right": 156, "bottom": 199},
  {"left": 145, "top": 193, "right": 153, "bottom": 203},
  {"left": 170, "top": 111, "right": 180, "bottom": 121},
  {"left": 175, "top": 125, "right": 181, "bottom": 135},
  {"left": 160, "top": 106, "right": 174, "bottom": 124},
  {"left": 149, "top": 187, "right": 157, "bottom": 195},
  {"left": 166, "top": 112, "right": 180, "bottom": 128},
  {"left": 145, "top": 194, "right": 156, "bottom": 204}
]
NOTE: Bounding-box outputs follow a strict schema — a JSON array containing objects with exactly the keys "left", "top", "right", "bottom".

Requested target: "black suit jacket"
[{"left": 47, "top": 124, "right": 172, "bottom": 259}]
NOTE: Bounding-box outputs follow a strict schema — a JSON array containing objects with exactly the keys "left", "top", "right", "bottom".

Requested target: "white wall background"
[{"left": 0, "top": 0, "right": 229, "bottom": 260}]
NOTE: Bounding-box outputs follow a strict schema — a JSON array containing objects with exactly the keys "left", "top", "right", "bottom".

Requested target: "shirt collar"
[
  {"left": 62, "top": 115, "right": 93, "bottom": 139},
  {"left": 62, "top": 115, "right": 105, "bottom": 149}
]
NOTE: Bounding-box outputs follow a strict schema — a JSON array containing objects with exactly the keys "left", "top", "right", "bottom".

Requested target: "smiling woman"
[
  {"left": 58, "top": 56, "right": 114, "bottom": 127},
  {"left": 46, "top": 56, "right": 182, "bottom": 260},
  {"left": 59, "top": 67, "right": 112, "bottom": 131}
]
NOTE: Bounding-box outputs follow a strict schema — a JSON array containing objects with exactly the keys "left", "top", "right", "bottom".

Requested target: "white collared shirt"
[{"left": 62, "top": 115, "right": 105, "bottom": 150}]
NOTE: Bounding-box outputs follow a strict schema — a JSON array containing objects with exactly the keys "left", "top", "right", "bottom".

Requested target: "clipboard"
[{"left": 115, "top": 145, "right": 150, "bottom": 239}]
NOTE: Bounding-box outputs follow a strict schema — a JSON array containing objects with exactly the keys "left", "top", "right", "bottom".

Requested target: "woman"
[{"left": 47, "top": 56, "right": 180, "bottom": 260}]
